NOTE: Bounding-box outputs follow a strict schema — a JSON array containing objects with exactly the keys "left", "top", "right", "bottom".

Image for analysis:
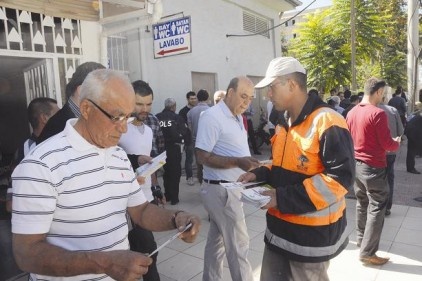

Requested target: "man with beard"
[{"left": 118, "top": 80, "right": 165, "bottom": 281}]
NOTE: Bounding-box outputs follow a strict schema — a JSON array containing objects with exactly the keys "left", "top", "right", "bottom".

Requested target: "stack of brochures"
[
  {"left": 240, "top": 186, "right": 271, "bottom": 208},
  {"left": 136, "top": 151, "right": 167, "bottom": 177}
]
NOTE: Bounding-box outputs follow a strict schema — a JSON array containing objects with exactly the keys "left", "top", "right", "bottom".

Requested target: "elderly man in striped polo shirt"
[{"left": 11, "top": 69, "right": 200, "bottom": 281}]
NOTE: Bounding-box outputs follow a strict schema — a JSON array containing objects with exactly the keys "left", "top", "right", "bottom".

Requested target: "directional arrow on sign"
[{"left": 157, "top": 46, "right": 189, "bottom": 56}]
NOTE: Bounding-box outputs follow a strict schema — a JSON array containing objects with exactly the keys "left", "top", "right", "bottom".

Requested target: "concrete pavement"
[{"left": 154, "top": 141, "right": 422, "bottom": 280}]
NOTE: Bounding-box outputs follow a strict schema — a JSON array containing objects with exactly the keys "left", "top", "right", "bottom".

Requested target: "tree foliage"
[
  {"left": 285, "top": 0, "right": 408, "bottom": 93},
  {"left": 288, "top": 9, "right": 349, "bottom": 92}
]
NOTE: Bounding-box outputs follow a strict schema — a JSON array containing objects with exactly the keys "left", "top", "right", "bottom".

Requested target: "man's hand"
[
  {"left": 236, "top": 157, "right": 260, "bottom": 171},
  {"left": 173, "top": 212, "right": 201, "bottom": 243},
  {"left": 393, "top": 136, "right": 401, "bottom": 143},
  {"left": 101, "top": 250, "right": 152, "bottom": 281},
  {"left": 261, "top": 189, "right": 277, "bottom": 209},
  {"left": 136, "top": 176, "right": 146, "bottom": 185},
  {"left": 237, "top": 172, "right": 257, "bottom": 183},
  {"left": 137, "top": 155, "right": 153, "bottom": 165}
]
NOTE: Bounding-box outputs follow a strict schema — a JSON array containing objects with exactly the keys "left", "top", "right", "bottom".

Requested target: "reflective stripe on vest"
[
  {"left": 268, "top": 198, "right": 346, "bottom": 226},
  {"left": 268, "top": 108, "right": 349, "bottom": 226},
  {"left": 265, "top": 227, "right": 350, "bottom": 258}
]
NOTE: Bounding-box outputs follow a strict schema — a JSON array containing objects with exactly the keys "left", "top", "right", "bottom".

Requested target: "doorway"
[{"left": 0, "top": 55, "right": 50, "bottom": 157}]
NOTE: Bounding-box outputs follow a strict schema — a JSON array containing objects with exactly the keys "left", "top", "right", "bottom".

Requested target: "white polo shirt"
[
  {"left": 195, "top": 101, "right": 250, "bottom": 181},
  {"left": 12, "top": 119, "right": 146, "bottom": 281}
]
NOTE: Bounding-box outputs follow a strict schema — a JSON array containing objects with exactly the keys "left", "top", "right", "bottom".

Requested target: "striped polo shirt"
[{"left": 12, "top": 119, "right": 146, "bottom": 281}]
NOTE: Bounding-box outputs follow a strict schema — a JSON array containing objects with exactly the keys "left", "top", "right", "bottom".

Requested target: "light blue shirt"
[{"left": 195, "top": 101, "right": 250, "bottom": 181}]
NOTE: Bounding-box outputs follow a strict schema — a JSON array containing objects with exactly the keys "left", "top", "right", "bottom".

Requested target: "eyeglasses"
[{"left": 87, "top": 99, "right": 135, "bottom": 123}]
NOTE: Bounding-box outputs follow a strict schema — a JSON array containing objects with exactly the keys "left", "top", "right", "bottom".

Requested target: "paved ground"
[
  {"left": 9, "top": 140, "right": 422, "bottom": 281},
  {"left": 151, "top": 140, "right": 422, "bottom": 281}
]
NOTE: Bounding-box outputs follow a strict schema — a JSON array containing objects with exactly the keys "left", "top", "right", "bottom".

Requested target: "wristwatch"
[{"left": 171, "top": 210, "right": 185, "bottom": 229}]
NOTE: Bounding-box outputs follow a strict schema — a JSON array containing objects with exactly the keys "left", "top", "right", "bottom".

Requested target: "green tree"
[
  {"left": 288, "top": 9, "right": 350, "bottom": 92},
  {"left": 286, "top": 0, "right": 407, "bottom": 92},
  {"left": 329, "top": 0, "right": 391, "bottom": 88},
  {"left": 375, "top": 0, "right": 407, "bottom": 88}
]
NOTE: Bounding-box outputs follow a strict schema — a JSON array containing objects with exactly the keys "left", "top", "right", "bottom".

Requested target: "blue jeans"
[{"left": 386, "top": 154, "right": 396, "bottom": 210}]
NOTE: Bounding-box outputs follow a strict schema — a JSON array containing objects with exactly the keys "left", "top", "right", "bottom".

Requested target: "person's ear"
[
  {"left": 39, "top": 113, "right": 49, "bottom": 125},
  {"left": 287, "top": 79, "right": 296, "bottom": 91},
  {"left": 79, "top": 99, "right": 91, "bottom": 119}
]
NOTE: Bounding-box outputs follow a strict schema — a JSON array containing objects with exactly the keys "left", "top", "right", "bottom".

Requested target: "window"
[
  {"left": 107, "top": 33, "right": 129, "bottom": 74},
  {"left": 243, "top": 11, "right": 270, "bottom": 38}
]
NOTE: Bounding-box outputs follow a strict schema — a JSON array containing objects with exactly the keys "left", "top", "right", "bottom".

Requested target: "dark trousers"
[
  {"left": 163, "top": 144, "right": 182, "bottom": 203},
  {"left": 354, "top": 161, "right": 388, "bottom": 257},
  {"left": 260, "top": 246, "right": 330, "bottom": 281},
  {"left": 247, "top": 119, "right": 259, "bottom": 153},
  {"left": 128, "top": 225, "right": 159, "bottom": 281},
  {"left": 0, "top": 219, "right": 23, "bottom": 280},
  {"left": 184, "top": 143, "right": 194, "bottom": 179},
  {"left": 386, "top": 154, "right": 396, "bottom": 210},
  {"left": 197, "top": 163, "right": 203, "bottom": 184},
  {"left": 406, "top": 140, "right": 418, "bottom": 171}
]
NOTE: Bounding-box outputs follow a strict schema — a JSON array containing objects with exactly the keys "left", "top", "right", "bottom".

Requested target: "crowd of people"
[{"left": 0, "top": 55, "right": 421, "bottom": 281}]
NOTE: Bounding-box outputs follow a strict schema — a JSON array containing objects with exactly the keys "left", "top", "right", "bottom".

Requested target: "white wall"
[
  {"left": 135, "top": 0, "right": 283, "bottom": 114},
  {"left": 80, "top": 21, "right": 102, "bottom": 63}
]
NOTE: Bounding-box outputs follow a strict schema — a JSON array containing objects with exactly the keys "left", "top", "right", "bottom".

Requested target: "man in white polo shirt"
[
  {"left": 195, "top": 76, "right": 260, "bottom": 281},
  {"left": 11, "top": 69, "right": 200, "bottom": 281}
]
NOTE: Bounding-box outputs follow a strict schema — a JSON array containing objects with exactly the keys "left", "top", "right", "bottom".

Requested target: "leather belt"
[{"left": 203, "top": 179, "right": 229, "bottom": 184}]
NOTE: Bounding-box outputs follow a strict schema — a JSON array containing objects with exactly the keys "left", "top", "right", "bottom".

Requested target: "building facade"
[{"left": 0, "top": 0, "right": 300, "bottom": 157}]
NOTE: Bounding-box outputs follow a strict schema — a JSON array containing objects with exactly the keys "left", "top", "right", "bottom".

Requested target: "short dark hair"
[
  {"left": 27, "top": 97, "right": 57, "bottom": 129},
  {"left": 364, "top": 77, "right": 386, "bottom": 95},
  {"left": 308, "top": 89, "right": 319, "bottom": 97},
  {"left": 197, "top": 89, "right": 209, "bottom": 102},
  {"left": 186, "top": 91, "right": 196, "bottom": 99},
  {"left": 350, "top": 95, "right": 360, "bottom": 103},
  {"left": 132, "top": 80, "right": 153, "bottom": 98},
  {"left": 344, "top": 89, "right": 352, "bottom": 99},
  {"left": 226, "top": 77, "right": 240, "bottom": 94},
  {"left": 66, "top": 62, "right": 105, "bottom": 99},
  {"left": 284, "top": 72, "right": 307, "bottom": 91}
]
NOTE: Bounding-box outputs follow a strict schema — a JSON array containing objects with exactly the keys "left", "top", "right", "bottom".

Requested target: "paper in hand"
[
  {"left": 136, "top": 151, "right": 167, "bottom": 178},
  {"left": 148, "top": 223, "right": 192, "bottom": 257}
]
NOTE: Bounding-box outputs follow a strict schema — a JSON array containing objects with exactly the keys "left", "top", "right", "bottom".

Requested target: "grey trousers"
[
  {"left": 354, "top": 161, "right": 388, "bottom": 257},
  {"left": 200, "top": 183, "right": 253, "bottom": 281},
  {"left": 260, "top": 246, "right": 330, "bottom": 281}
]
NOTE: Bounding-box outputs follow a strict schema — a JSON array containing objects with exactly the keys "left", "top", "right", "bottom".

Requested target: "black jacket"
[{"left": 156, "top": 109, "right": 190, "bottom": 146}]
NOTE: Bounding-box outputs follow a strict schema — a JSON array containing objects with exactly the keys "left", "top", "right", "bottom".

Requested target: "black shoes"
[
  {"left": 385, "top": 209, "right": 391, "bottom": 216},
  {"left": 407, "top": 169, "right": 421, "bottom": 174}
]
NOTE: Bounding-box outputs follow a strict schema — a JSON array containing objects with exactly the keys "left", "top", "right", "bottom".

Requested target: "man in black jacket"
[
  {"left": 405, "top": 114, "right": 422, "bottom": 174},
  {"left": 156, "top": 98, "right": 190, "bottom": 205},
  {"left": 36, "top": 62, "right": 105, "bottom": 144}
]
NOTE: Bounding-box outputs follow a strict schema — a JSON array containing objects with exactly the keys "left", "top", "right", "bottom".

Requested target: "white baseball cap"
[{"left": 255, "top": 57, "right": 306, "bottom": 88}]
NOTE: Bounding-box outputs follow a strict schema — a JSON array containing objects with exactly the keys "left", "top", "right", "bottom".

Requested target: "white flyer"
[
  {"left": 136, "top": 151, "right": 167, "bottom": 178},
  {"left": 219, "top": 181, "right": 265, "bottom": 190}
]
